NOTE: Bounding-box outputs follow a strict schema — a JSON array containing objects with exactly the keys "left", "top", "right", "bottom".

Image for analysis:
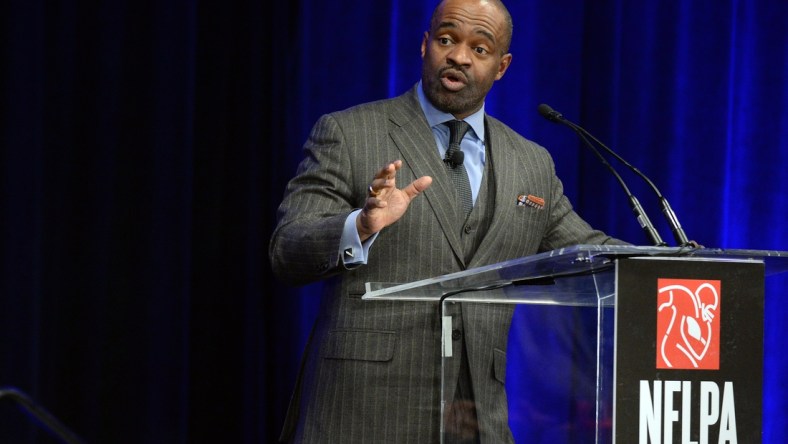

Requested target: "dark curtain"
[{"left": 1, "top": 1, "right": 786, "bottom": 443}]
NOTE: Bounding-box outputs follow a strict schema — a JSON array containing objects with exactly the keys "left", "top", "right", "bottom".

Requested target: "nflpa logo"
[{"left": 657, "top": 279, "right": 721, "bottom": 370}]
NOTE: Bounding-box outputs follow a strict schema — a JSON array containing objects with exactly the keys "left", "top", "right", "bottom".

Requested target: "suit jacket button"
[
  {"left": 451, "top": 329, "right": 461, "bottom": 340},
  {"left": 463, "top": 225, "right": 472, "bottom": 234}
]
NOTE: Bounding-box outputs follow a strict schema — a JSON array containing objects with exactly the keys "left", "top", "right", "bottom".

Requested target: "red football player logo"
[{"left": 657, "top": 279, "right": 721, "bottom": 370}]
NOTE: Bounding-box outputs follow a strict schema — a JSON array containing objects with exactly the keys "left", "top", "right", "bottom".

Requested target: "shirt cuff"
[{"left": 340, "top": 209, "right": 378, "bottom": 267}]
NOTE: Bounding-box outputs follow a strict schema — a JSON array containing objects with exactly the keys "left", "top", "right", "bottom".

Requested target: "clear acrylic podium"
[{"left": 362, "top": 245, "right": 788, "bottom": 443}]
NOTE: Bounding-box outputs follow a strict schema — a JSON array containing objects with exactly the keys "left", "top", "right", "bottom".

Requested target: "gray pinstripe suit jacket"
[{"left": 270, "top": 85, "right": 622, "bottom": 443}]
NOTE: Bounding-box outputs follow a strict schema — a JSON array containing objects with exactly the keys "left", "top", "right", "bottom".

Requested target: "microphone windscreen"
[{"left": 537, "top": 103, "right": 562, "bottom": 122}]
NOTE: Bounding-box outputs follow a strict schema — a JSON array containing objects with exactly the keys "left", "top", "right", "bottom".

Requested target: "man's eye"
[
  {"left": 438, "top": 37, "right": 452, "bottom": 45},
  {"left": 474, "top": 47, "right": 488, "bottom": 55}
]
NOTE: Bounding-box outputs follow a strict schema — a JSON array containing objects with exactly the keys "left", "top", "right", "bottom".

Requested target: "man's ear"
[{"left": 495, "top": 53, "right": 513, "bottom": 81}]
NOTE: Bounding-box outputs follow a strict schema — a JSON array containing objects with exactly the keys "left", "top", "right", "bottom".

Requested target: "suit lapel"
[
  {"left": 468, "top": 118, "right": 520, "bottom": 268},
  {"left": 387, "top": 88, "right": 467, "bottom": 266}
]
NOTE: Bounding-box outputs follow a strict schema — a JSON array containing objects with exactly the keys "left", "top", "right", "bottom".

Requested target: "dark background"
[{"left": 2, "top": 1, "right": 787, "bottom": 443}]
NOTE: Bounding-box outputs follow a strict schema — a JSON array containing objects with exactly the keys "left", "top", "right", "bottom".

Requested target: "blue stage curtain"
[{"left": 1, "top": 1, "right": 786, "bottom": 443}]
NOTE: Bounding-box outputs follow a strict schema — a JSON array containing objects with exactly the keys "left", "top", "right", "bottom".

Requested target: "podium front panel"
[{"left": 614, "top": 257, "right": 764, "bottom": 443}]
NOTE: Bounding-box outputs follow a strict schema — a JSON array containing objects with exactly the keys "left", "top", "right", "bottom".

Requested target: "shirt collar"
[{"left": 417, "top": 80, "right": 485, "bottom": 141}]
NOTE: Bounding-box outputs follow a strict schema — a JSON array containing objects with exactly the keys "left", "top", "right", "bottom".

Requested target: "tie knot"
[{"left": 445, "top": 120, "right": 471, "bottom": 146}]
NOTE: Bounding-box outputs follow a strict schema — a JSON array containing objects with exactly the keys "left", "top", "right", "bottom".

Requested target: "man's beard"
[{"left": 422, "top": 66, "right": 481, "bottom": 115}]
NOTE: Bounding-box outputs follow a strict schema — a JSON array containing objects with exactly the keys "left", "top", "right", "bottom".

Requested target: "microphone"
[
  {"left": 538, "top": 103, "right": 675, "bottom": 247},
  {"left": 538, "top": 103, "right": 691, "bottom": 246},
  {"left": 445, "top": 149, "right": 464, "bottom": 169}
]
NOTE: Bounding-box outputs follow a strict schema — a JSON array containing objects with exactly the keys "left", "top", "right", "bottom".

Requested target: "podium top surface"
[{"left": 362, "top": 245, "right": 788, "bottom": 304}]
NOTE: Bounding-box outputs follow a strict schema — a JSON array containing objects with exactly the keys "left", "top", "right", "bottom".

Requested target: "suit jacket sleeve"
[{"left": 269, "top": 112, "right": 361, "bottom": 287}]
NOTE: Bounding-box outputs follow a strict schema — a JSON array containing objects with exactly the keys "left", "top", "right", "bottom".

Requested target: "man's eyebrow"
[
  {"left": 436, "top": 21, "right": 458, "bottom": 32},
  {"left": 473, "top": 28, "right": 495, "bottom": 45}
]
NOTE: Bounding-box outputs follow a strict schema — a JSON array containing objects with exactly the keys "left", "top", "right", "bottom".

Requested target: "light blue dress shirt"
[
  {"left": 340, "top": 81, "right": 487, "bottom": 267},
  {"left": 416, "top": 80, "right": 486, "bottom": 204}
]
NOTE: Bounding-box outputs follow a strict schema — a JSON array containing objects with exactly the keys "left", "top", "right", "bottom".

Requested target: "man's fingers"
[
  {"left": 368, "top": 177, "right": 395, "bottom": 196},
  {"left": 377, "top": 160, "right": 401, "bottom": 180},
  {"left": 364, "top": 195, "right": 387, "bottom": 209},
  {"left": 368, "top": 160, "right": 403, "bottom": 196},
  {"left": 402, "top": 176, "right": 433, "bottom": 199}
]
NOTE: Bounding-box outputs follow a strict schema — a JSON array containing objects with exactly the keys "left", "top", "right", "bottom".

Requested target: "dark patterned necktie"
[{"left": 444, "top": 120, "right": 473, "bottom": 218}]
